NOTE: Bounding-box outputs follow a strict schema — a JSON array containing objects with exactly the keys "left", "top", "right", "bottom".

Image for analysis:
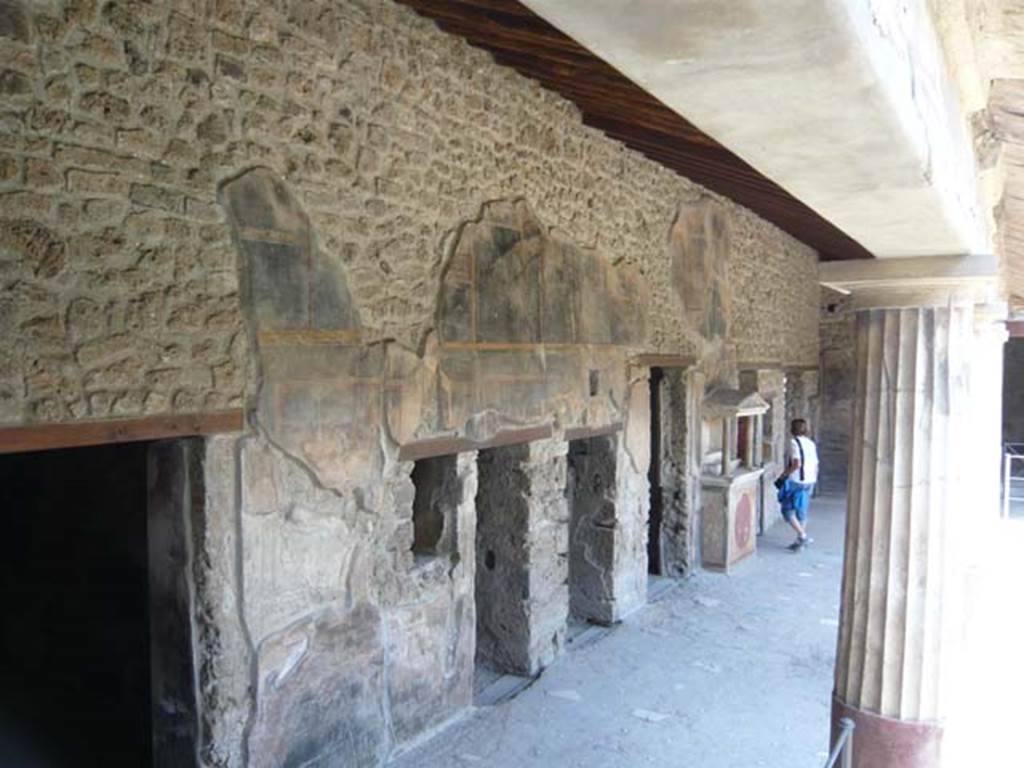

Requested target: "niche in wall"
[{"left": 410, "top": 454, "right": 460, "bottom": 562}]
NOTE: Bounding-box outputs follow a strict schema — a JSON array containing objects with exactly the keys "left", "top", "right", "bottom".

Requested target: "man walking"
[{"left": 776, "top": 418, "right": 819, "bottom": 551}]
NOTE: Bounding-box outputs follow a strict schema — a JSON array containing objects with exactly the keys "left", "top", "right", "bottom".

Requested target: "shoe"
[
  {"left": 786, "top": 539, "right": 804, "bottom": 552},
  {"left": 802, "top": 536, "right": 814, "bottom": 547}
]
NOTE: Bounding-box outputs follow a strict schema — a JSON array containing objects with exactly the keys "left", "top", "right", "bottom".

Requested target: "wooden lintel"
[
  {"left": 399, "top": 424, "right": 554, "bottom": 461},
  {"left": 783, "top": 364, "right": 820, "bottom": 373},
  {"left": 0, "top": 410, "right": 245, "bottom": 455},
  {"left": 564, "top": 422, "right": 622, "bottom": 441},
  {"left": 738, "top": 361, "right": 818, "bottom": 372},
  {"left": 631, "top": 354, "right": 697, "bottom": 369}
]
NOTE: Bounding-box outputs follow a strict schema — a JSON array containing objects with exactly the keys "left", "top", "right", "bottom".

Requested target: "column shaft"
[{"left": 834, "top": 306, "right": 973, "bottom": 766}]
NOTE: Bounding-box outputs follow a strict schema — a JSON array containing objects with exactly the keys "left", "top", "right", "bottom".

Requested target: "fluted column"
[
  {"left": 821, "top": 252, "right": 1010, "bottom": 768},
  {"left": 822, "top": 254, "right": 1007, "bottom": 767},
  {"left": 833, "top": 305, "right": 974, "bottom": 766}
]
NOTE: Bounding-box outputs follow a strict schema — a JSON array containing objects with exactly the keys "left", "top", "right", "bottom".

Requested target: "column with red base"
[{"left": 822, "top": 257, "right": 1004, "bottom": 767}]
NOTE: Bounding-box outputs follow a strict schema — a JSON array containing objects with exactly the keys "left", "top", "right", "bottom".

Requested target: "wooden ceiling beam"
[{"left": 398, "top": 0, "right": 872, "bottom": 262}]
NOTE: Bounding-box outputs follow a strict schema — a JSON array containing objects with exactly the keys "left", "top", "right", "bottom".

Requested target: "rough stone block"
[
  {"left": 0, "top": 0, "right": 31, "bottom": 43},
  {"left": 66, "top": 168, "right": 123, "bottom": 194},
  {"left": 0, "top": 219, "right": 65, "bottom": 277},
  {"left": 0, "top": 153, "right": 17, "bottom": 183},
  {"left": 475, "top": 440, "right": 569, "bottom": 677},
  {"left": 166, "top": 13, "right": 206, "bottom": 62},
  {"left": 130, "top": 182, "right": 183, "bottom": 213},
  {"left": 78, "top": 90, "right": 131, "bottom": 120}
]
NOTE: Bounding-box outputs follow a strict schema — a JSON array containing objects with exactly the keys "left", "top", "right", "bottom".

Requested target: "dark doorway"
[
  {"left": 566, "top": 435, "right": 617, "bottom": 625},
  {"left": 0, "top": 440, "right": 198, "bottom": 768},
  {"left": 474, "top": 444, "right": 532, "bottom": 679},
  {"left": 647, "top": 367, "right": 664, "bottom": 574},
  {"left": 0, "top": 443, "right": 151, "bottom": 766}
]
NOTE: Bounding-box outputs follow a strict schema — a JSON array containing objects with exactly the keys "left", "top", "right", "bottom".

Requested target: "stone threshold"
[{"left": 474, "top": 616, "right": 622, "bottom": 708}]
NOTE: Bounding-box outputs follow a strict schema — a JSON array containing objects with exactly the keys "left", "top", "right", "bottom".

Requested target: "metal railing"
[
  {"left": 822, "top": 718, "right": 855, "bottom": 768},
  {"left": 1003, "top": 443, "right": 1024, "bottom": 519}
]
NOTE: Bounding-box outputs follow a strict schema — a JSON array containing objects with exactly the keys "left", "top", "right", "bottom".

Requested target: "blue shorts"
[{"left": 779, "top": 480, "right": 813, "bottom": 524}]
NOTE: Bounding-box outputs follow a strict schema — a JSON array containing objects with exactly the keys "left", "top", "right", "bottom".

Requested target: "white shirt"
[{"left": 787, "top": 436, "right": 819, "bottom": 486}]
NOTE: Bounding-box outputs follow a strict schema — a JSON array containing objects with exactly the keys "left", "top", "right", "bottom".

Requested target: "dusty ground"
[{"left": 391, "top": 495, "right": 846, "bottom": 768}]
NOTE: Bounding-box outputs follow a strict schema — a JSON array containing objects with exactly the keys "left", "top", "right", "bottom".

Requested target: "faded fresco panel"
[
  {"left": 222, "top": 168, "right": 376, "bottom": 490},
  {"left": 670, "top": 199, "right": 731, "bottom": 341},
  {"left": 475, "top": 231, "right": 542, "bottom": 344},
  {"left": 577, "top": 251, "right": 612, "bottom": 344},
  {"left": 541, "top": 238, "right": 584, "bottom": 344},
  {"left": 475, "top": 349, "right": 548, "bottom": 426},
  {"left": 259, "top": 345, "right": 384, "bottom": 489},
  {"left": 439, "top": 245, "right": 473, "bottom": 343},
  {"left": 222, "top": 168, "right": 360, "bottom": 337},
  {"left": 247, "top": 604, "right": 386, "bottom": 768},
  {"left": 433, "top": 200, "right": 648, "bottom": 437},
  {"left": 606, "top": 263, "right": 647, "bottom": 345},
  {"left": 241, "top": 239, "right": 309, "bottom": 330}
]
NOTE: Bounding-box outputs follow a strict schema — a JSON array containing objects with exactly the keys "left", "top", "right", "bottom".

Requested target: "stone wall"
[
  {"left": 0, "top": 0, "right": 823, "bottom": 765},
  {"left": 0, "top": 0, "right": 818, "bottom": 430},
  {"left": 730, "top": 219, "right": 821, "bottom": 369}
]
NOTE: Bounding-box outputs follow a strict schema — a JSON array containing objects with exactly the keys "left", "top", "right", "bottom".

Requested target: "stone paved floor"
[{"left": 391, "top": 495, "right": 846, "bottom": 768}]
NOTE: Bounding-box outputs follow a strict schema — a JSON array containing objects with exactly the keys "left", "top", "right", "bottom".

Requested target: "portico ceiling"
[
  {"left": 923, "top": 0, "right": 1024, "bottom": 312},
  {"left": 402, "top": 1, "right": 995, "bottom": 268},
  {"left": 517, "top": 0, "right": 989, "bottom": 261},
  {"left": 398, "top": 0, "right": 872, "bottom": 261}
]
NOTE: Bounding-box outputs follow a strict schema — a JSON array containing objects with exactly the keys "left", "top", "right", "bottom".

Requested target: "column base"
[{"left": 831, "top": 695, "right": 943, "bottom": 768}]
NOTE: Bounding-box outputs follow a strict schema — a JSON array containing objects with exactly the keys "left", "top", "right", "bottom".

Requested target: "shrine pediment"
[{"left": 702, "top": 389, "right": 769, "bottom": 419}]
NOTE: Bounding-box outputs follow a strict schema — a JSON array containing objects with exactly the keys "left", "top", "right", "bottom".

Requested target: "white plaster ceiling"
[
  {"left": 520, "top": 0, "right": 990, "bottom": 261},
  {"left": 928, "top": 0, "right": 1024, "bottom": 311}
]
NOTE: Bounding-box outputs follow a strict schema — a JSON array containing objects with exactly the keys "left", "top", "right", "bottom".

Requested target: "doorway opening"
[
  {"left": 474, "top": 443, "right": 532, "bottom": 690},
  {"left": 648, "top": 367, "right": 697, "bottom": 578},
  {"left": 0, "top": 440, "right": 199, "bottom": 767},
  {"left": 566, "top": 435, "right": 617, "bottom": 627},
  {"left": 647, "top": 367, "right": 664, "bottom": 574}
]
